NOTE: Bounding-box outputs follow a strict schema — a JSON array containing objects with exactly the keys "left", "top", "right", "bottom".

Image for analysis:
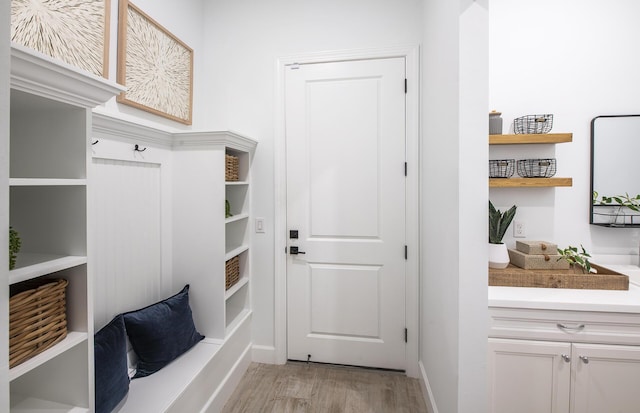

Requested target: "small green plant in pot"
[
  {"left": 9, "top": 227, "right": 21, "bottom": 270},
  {"left": 489, "top": 201, "right": 517, "bottom": 269},
  {"left": 557, "top": 244, "right": 593, "bottom": 274},
  {"left": 489, "top": 201, "right": 517, "bottom": 244}
]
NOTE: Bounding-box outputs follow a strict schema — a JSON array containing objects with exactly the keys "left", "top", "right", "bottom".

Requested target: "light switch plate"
[{"left": 255, "top": 217, "right": 265, "bottom": 233}]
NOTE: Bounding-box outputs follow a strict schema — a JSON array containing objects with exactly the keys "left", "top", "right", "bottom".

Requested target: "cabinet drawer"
[{"left": 489, "top": 307, "right": 640, "bottom": 345}]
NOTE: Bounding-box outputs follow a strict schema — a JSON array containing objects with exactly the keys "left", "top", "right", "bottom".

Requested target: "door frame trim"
[{"left": 274, "top": 45, "right": 420, "bottom": 377}]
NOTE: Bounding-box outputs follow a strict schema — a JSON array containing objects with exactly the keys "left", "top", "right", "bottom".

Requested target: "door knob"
[
  {"left": 561, "top": 354, "right": 571, "bottom": 363},
  {"left": 579, "top": 356, "right": 589, "bottom": 364},
  {"left": 290, "top": 246, "right": 306, "bottom": 255}
]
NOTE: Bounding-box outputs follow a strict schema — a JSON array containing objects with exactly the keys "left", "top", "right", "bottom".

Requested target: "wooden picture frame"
[
  {"left": 10, "top": 0, "right": 110, "bottom": 78},
  {"left": 117, "top": 1, "right": 193, "bottom": 125}
]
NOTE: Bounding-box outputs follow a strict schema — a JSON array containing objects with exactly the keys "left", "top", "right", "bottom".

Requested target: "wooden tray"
[{"left": 489, "top": 263, "right": 629, "bottom": 290}]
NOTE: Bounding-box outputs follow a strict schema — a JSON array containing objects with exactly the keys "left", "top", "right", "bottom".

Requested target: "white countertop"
[{"left": 488, "top": 257, "right": 640, "bottom": 313}]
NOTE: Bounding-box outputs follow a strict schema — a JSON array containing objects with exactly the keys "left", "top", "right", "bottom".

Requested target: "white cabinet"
[
  {"left": 488, "top": 338, "right": 570, "bottom": 413},
  {"left": 172, "top": 132, "right": 256, "bottom": 341},
  {"left": 4, "top": 44, "right": 123, "bottom": 412},
  {"left": 571, "top": 343, "right": 640, "bottom": 413},
  {"left": 488, "top": 307, "right": 640, "bottom": 413}
]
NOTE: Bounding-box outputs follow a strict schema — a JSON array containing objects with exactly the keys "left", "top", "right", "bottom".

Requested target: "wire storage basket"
[
  {"left": 489, "top": 159, "right": 515, "bottom": 178},
  {"left": 514, "top": 114, "right": 553, "bottom": 134},
  {"left": 517, "top": 158, "right": 557, "bottom": 178}
]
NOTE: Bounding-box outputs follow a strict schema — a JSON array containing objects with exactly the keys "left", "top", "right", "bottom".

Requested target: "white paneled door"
[{"left": 285, "top": 58, "right": 407, "bottom": 370}]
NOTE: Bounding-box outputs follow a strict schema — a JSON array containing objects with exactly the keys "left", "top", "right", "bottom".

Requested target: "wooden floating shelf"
[
  {"left": 489, "top": 177, "right": 573, "bottom": 188},
  {"left": 489, "top": 133, "right": 573, "bottom": 145}
]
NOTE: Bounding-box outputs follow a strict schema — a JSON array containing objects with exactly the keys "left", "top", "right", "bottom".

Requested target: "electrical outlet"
[{"left": 513, "top": 220, "right": 526, "bottom": 238}]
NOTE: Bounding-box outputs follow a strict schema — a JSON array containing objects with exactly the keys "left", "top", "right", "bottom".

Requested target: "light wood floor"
[{"left": 222, "top": 361, "right": 428, "bottom": 413}]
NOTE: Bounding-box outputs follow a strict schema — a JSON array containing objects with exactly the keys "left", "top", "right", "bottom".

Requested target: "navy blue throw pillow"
[
  {"left": 123, "top": 285, "right": 204, "bottom": 378},
  {"left": 95, "top": 314, "right": 129, "bottom": 413}
]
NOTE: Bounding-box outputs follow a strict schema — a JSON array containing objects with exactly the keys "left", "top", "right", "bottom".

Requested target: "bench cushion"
[
  {"left": 95, "top": 314, "right": 130, "bottom": 413},
  {"left": 123, "top": 285, "right": 204, "bottom": 378}
]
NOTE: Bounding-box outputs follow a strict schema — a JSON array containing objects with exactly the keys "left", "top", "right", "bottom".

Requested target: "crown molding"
[
  {"left": 173, "top": 131, "right": 257, "bottom": 152},
  {"left": 11, "top": 43, "right": 124, "bottom": 108},
  {"left": 92, "top": 112, "right": 174, "bottom": 148},
  {"left": 92, "top": 112, "right": 257, "bottom": 151}
]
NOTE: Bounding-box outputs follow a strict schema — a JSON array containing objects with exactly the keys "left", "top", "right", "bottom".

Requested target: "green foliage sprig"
[
  {"left": 489, "top": 201, "right": 517, "bottom": 244},
  {"left": 9, "top": 227, "right": 21, "bottom": 270},
  {"left": 593, "top": 191, "right": 640, "bottom": 212},
  {"left": 225, "top": 200, "right": 233, "bottom": 218},
  {"left": 557, "top": 244, "right": 592, "bottom": 274}
]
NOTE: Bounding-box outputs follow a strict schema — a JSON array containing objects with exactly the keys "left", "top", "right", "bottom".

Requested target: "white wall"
[
  {"left": 199, "top": 0, "right": 424, "bottom": 358},
  {"left": 489, "top": 0, "right": 640, "bottom": 256},
  {"left": 421, "top": 1, "right": 488, "bottom": 412}
]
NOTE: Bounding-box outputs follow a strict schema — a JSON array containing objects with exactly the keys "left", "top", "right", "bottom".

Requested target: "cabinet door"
[
  {"left": 571, "top": 343, "right": 640, "bottom": 413},
  {"left": 489, "top": 338, "right": 571, "bottom": 413}
]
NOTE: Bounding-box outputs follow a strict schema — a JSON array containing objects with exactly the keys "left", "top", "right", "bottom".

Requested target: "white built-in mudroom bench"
[
  {"left": 488, "top": 262, "right": 640, "bottom": 413},
  {"left": 4, "top": 43, "right": 256, "bottom": 413}
]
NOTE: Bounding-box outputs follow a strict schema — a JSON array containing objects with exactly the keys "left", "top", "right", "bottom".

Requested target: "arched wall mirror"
[{"left": 591, "top": 114, "right": 640, "bottom": 227}]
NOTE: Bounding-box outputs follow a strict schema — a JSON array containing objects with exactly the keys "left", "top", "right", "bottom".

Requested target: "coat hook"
[
  {"left": 134, "top": 144, "right": 147, "bottom": 152},
  {"left": 92, "top": 139, "right": 99, "bottom": 145}
]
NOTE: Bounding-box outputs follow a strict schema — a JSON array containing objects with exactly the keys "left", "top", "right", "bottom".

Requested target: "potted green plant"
[
  {"left": 9, "top": 227, "right": 21, "bottom": 270},
  {"left": 557, "top": 244, "right": 593, "bottom": 274},
  {"left": 489, "top": 201, "right": 517, "bottom": 269}
]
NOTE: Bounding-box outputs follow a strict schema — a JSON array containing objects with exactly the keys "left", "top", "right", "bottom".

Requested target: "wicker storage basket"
[
  {"left": 225, "top": 154, "right": 239, "bottom": 181},
  {"left": 225, "top": 256, "right": 240, "bottom": 290},
  {"left": 9, "top": 278, "right": 68, "bottom": 368}
]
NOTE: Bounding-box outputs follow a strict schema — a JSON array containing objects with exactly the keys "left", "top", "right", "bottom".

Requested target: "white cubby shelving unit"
[
  {"left": 224, "top": 146, "right": 252, "bottom": 334},
  {"left": 172, "top": 132, "right": 257, "bottom": 341},
  {"left": 5, "top": 43, "right": 124, "bottom": 412}
]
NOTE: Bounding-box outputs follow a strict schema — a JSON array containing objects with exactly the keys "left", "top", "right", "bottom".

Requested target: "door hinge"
[
  {"left": 404, "top": 328, "right": 408, "bottom": 343},
  {"left": 404, "top": 78, "right": 407, "bottom": 94},
  {"left": 404, "top": 245, "right": 408, "bottom": 260},
  {"left": 404, "top": 162, "right": 407, "bottom": 176}
]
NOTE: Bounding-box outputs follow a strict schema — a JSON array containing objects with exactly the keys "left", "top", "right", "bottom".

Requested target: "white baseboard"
[
  {"left": 419, "top": 360, "right": 439, "bottom": 413},
  {"left": 251, "top": 344, "right": 279, "bottom": 364}
]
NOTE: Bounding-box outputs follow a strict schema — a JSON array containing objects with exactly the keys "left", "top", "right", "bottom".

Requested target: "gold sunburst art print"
[
  {"left": 117, "top": 1, "right": 193, "bottom": 125},
  {"left": 11, "top": 0, "right": 109, "bottom": 78}
]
